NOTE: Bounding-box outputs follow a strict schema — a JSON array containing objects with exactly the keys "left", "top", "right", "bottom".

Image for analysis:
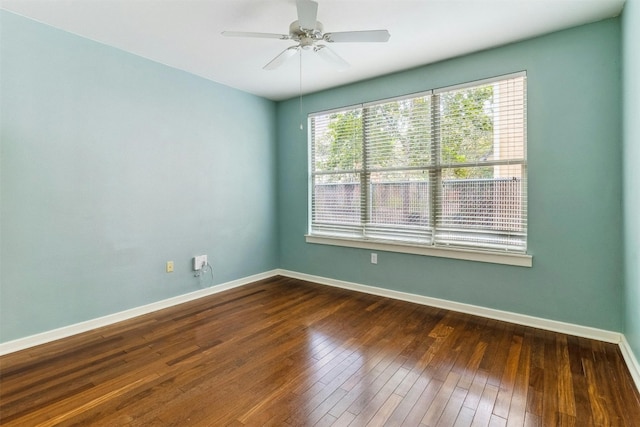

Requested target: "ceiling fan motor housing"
[{"left": 290, "top": 20, "right": 323, "bottom": 49}]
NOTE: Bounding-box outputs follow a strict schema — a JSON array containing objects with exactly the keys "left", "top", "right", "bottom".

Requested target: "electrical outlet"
[
  {"left": 371, "top": 253, "right": 378, "bottom": 264},
  {"left": 166, "top": 261, "right": 174, "bottom": 273},
  {"left": 193, "top": 255, "right": 208, "bottom": 271}
]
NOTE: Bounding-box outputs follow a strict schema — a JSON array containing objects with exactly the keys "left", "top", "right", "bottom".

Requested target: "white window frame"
[{"left": 306, "top": 72, "right": 532, "bottom": 267}]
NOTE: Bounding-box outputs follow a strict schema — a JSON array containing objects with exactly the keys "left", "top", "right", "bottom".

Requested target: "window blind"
[
  {"left": 434, "top": 75, "right": 527, "bottom": 251},
  {"left": 310, "top": 107, "right": 363, "bottom": 237},
  {"left": 309, "top": 73, "right": 527, "bottom": 253},
  {"left": 364, "top": 94, "right": 433, "bottom": 243}
]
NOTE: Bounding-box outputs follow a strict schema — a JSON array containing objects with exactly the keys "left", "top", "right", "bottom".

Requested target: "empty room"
[{"left": 1, "top": 0, "right": 640, "bottom": 425}]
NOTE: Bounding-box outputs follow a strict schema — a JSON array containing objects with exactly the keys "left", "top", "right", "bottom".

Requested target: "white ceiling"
[{"left": 1, "top": 0, "right": 625, "bottom": 101}]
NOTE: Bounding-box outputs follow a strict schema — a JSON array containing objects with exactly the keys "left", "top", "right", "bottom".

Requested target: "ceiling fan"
[{"left": 222, "top": 0, "right": 390, "bottom": 71}]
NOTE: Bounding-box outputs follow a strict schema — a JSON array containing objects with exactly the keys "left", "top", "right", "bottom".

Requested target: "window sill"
[{"left": 305, "top": 234, "right": 532, "bottom": 267}]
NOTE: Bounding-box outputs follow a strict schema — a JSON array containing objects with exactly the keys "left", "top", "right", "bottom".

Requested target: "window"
[{"left": 308, "top": 73, "right": 529, "bottom": 264}]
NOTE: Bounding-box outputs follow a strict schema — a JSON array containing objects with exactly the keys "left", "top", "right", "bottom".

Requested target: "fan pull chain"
[{"left": 299, "top": 50, "right": 303, "bottom": 130}]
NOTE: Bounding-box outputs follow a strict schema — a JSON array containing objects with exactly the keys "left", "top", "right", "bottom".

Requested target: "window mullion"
[
  {"left": 361, "top": 106, "right": 370, "bottom": 235},
  {"left": 430, "top": 94, "right": 441, "bottom": 246}
]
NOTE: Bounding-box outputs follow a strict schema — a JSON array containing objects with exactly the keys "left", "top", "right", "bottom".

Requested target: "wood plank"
[
  {"left": 470, "top": 383, "right": 500, "bottom": 427},
  {"left": 435, "top": 385, "right": 468, "bottom": 426},
  {"left": 367, "top": 392, "right": 404, "bottom": 426},
  {"left": 506, "top": 331, "right": 532, "bottom": 427},
  {"left": 421, "top": 371, "right": 461, "bottom": 426},
  {"left": 493, "top": 333, "right": 523, "bottom": 418}
]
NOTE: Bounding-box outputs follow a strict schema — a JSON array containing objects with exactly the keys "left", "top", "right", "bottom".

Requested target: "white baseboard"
[
  {"left": 620, "top": 335, "right": 640, "bottom": 393},
  {"left": 278, "top": 269, "right": 640, "bottom": 392},
  {"left": 0, "top": 270, "right": 279, "bottom": 356},
  {"left": 276, "top": 269, "right": 623, "bottom": 344},
  {"left": 3, "top": 267, "right": 637, "bottom": 395}
]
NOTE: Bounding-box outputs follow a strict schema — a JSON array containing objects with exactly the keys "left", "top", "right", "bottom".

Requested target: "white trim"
[
  {"left": 2, "top": 267, "right": 636, "bottom": 396},
  {"left": 0, "top": 270, "right": 279, "bottom": 356},
  {"left": 276, "top": 269, "right": 620, "bottom": 343},
  {"left": 363, "top": 89, "right": 433, "bottom": 107},
  {"left": 309, "top": 103, "right": 361, "bottom": 117},
  {"left": 305, "top": 235, "right": 533, "bottom": 267},
  {"left": 620, "top": 335, "right": 640, "bottom": 392},
  {"left": 433, "top": 71, "right": 527, "bottom": 94}
]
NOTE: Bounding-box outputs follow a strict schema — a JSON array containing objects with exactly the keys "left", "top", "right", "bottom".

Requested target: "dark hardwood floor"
[{"left": 1, "top": 276, "right": 639, "bottom": 426}]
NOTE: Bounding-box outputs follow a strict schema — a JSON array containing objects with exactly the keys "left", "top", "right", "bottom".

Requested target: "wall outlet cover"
[{"left": 193, "top": 255, "right": 208, "bottom": 270}]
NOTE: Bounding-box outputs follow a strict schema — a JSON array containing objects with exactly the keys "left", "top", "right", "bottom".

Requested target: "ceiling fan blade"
[
  {"left": 314, "top": 45, "right": 349, "bottom": 71},
  {"left": 222, "top": 31, "right": 289, "bottom": 40},
  {"left": 296, "top": 0, "right": 318, "bottom": 30},
  {"left": 323, "top": 30, "right": 390, "bottom": 43},
  {"left": 263, "top": 46, "right": 300, "bottom": 70}
]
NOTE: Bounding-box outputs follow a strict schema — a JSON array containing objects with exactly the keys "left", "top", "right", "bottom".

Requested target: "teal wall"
[
  {"left": 623, "top": 0, "right": 640, "bottom": 359},
  {"left": 0, "top": 11, "right": 278, "bottom": 343},
  {"left": 278, "top": 19, "right": 623, "bottom": 331},
  {"left": 0, "top": 10, "right": 630, "bottom": 345}
]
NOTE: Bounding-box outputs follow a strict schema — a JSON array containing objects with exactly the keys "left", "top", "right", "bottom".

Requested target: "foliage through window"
[{"left": 309, "top": 73, "right": 527, "bottom": 253}]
